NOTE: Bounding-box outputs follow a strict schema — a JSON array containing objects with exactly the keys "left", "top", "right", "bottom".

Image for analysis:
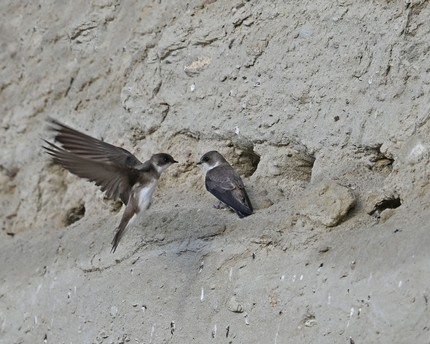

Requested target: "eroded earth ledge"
[{"left": 1, "top": 1, "right": 430, "bottom": 343}]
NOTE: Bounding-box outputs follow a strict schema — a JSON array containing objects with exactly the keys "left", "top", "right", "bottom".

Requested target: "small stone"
[
  {"left": 227, "top": 296, "right": 244, "bottom": 313},
  {"left": 110, "top": 306, "right": 118, "bottom": 317},
  {"left": 184, "top": 56, "right": 211, "bottom": 76},
  {"left": 318, "top": 246, "right": 331, "bottom": 253},
  {"left": 379, "top": 208, "right": 395, "bottom": 223}
]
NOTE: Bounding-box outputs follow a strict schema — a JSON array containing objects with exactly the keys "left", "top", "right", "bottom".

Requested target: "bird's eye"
[
  {"left": 202, "top": 156, "right": 209, "bottom": 162},
  {"left": 163, "top": 157, "right": 169, "bottom": 163}
]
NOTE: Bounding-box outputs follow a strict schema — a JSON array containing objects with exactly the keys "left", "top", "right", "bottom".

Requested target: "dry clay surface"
[{"left": 1, "top": 1, "right": 430, "bottom": 343}]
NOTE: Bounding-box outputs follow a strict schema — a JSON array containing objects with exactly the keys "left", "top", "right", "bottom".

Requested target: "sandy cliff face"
[{"left": 1, "top": 1, "right": 430, "bottom": 343}]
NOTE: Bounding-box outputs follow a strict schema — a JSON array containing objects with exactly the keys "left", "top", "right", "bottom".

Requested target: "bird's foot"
[{"left": 213, "top": 201, "right": 226, "bottom": 210}]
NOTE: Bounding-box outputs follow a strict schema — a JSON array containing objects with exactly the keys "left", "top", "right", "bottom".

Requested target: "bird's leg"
[{"left": 213, "top": 201, "right": 226, "bottom": 210}]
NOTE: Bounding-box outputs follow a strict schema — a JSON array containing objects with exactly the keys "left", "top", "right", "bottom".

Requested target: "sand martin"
[
  {"left": 197, "top": 151, "right": 253, "bottom": 218},
  {"left": 42, "top": 118, "right": 178, "bottom": 252}
]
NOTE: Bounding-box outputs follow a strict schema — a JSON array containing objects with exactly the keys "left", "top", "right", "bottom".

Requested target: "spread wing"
[
  {"left": 205, "top": 165, "right": 253, "bottom": 218},
  {"left": 43, "top": 118, "right": 143, "bottom": 204}
]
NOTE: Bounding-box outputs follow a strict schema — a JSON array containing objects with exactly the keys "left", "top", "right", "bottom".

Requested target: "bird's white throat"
[
  {"left": 154, "top": 163, "right": 170, "bottom": 174},
  {"left": 202, "top": 160, "right": 221, "bottom": 172}
]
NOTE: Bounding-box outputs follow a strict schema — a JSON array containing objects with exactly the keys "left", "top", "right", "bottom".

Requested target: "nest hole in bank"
[{"left": 64, "top": 203, "right": 86, "bottom": 226}]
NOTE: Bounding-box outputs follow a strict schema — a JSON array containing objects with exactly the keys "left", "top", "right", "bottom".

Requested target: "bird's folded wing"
[{"left": 205, "top": 167, "right": 253, "bottom": 216}]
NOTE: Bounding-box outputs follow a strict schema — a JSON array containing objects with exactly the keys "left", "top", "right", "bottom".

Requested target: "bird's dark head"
[
  {"left": 151, "top": 153, "right": 178, "bottom": 173},
  {"left": 197, "top": 151, "right": 227, "bottom": 171}
]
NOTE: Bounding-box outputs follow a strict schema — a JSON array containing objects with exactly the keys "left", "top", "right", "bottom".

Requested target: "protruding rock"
[{"left": 296, "top": 181, "right": 356, "bottom": 227}]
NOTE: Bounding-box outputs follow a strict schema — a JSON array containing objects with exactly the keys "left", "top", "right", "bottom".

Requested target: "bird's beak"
[
  {"left": 196, "top": 161, "right": 202, "bottom": 166},
  {"left": 173, "top": 160, "right": 179, "bottom": 163}
]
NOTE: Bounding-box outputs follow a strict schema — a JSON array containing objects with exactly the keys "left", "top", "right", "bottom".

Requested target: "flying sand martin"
[
  {"left": 197, "top": 151, "right": 253, "bottom": 218},
  {"left": 42, "top": 118, "right": 178, "bottom": 252}
]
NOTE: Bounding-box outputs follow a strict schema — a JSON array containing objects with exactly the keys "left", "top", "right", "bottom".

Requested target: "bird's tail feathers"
[{"left": 111, "top": 224, "right": 128, "bottom": 253}]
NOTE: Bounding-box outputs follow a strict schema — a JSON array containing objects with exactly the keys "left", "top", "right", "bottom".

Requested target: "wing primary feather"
[{"left": 42, "top": 135, "right": 135, "bottom": 203}]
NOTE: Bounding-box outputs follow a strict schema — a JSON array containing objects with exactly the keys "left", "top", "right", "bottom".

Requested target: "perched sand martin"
[
  {"left": 42, "top": 118, "right": 178, "bottom": 252},
  {"left": 197, "top": 151, "right": 253, "bottom": 218}
]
